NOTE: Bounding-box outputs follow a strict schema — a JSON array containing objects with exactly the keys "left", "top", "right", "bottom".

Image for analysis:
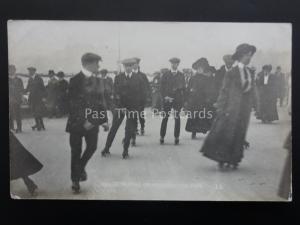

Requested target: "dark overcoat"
[
  {"left": 214, "top": 65, "right": 227, "bottom": 102},
  {"left": 56, "top": 79, "right": 69, "bottom": 113},
  {"left": 160, "top": 70, "right": 185, "bottom": 108},
  {"left": 185, "top": 73, "right": 215, "bottom": 133},
  {"left": 113, "top": 72, "right": 144, "bottom": 111},
  {"left": 200, "top": 66, "right": 255, "bottom": 164},
  {"left": 46, "top": 77, "right": 58, "bottom": 109},
  {"left": 26, "top": 75, "right": 47, "bottom": 117},
  {"left": 66, "top": 72, "right": 108, "bottom": 134},
  {"left": 256, "top": 73, "right": 279, "bottom": 121}
]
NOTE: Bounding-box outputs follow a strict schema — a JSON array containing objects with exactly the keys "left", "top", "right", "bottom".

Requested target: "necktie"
[{"left": 243, "top": 67, "right": 249, "bottom": 91}]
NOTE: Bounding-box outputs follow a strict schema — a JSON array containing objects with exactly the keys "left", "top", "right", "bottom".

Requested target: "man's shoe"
[
  {"left": 141, "top": 129, "right": 145, "bottom": 136},
  {"left": 80, "top": 170, "right": 87, "bottom": 182},
  {"left": 71, "top": 182, "right": 81, "bottom": 194},
  {"left": 160, "top": 138, "right": 164, "bottom": 145},
  {"left": 122, "top": 152, "right": 129, "bottom": 159},
  {"left": 131, "top": 139, "right": 136, "bottom": 147},
  {"left": 101, "top": 149, "right": 110, "bottom": 157},
  {"left": 174, "top": 138, "right": 179, "bottom": 145}
]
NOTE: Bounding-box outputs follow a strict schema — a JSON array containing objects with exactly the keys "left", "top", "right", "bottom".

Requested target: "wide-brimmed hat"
[{"left": 232, "top": 43, "right": 256, "bottom": 61}]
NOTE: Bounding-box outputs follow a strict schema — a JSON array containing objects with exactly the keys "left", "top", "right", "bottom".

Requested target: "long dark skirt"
[
  {"left": 278, "top": 131, "right": 292, "bottom": 200},
  {"left": 257, "top": 92, "right": 279, "bottom": 122},
  {"left": 10, "top": 131, "right": 43, "bottom": 180},
  {"left": 185, "top": 105, "right": 215, "bottom": 134},
  {"left": 200, "top": 92, "right": 252, "bottom": 164}
]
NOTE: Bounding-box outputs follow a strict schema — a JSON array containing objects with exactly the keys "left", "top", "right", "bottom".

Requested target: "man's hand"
[{"left": 83, "top": 120, "right": 94, "bottom": 130}]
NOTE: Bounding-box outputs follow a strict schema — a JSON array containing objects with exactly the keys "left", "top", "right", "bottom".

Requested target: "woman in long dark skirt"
[
  {"left": 256, "top": 64, "right": 279, "bottom": 123},
  {"left": 200, "top": 43, "right": 257, "bottom": 170},
  {"left": 185, "top": 58, "right": 215, "bottom": 139},
  {"left": 10, "top": 131, "right": 43, "bottom": 196}
]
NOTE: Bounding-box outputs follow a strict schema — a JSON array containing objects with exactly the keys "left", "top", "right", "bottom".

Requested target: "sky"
[{"left": 8, "top": 21, "right": 292, "bottom": 74}]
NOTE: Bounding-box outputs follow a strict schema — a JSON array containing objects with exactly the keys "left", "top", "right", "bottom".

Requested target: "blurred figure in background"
[
  {"left": 56, "top": 71, "right": 69, "bottom": 117},
  {"left": 132, "top": 57, "right": 150, "bottom": 137},
  {"left": 151, "top": 71, "right": 162, "bottom": 114},
  {"left": 214, "top": 54, "right": 235, "bottom": 101},
  {"left": 99, "top": 69, "right": 114, "bottom": 112},
  {"left": 275, "top": 66, "right": 286, "bottom": 107},
  {"left": 9, "top": 65, "right": 24, "bottom": 133},
  {"left": 26, "top": 67, "right": 47, "bottom": 131},
  {"left": 46, "top": 70, "right": 58, "bottom": 118},
  {"left": 256, "top": 64, "right": 279, "bottom": 123}
]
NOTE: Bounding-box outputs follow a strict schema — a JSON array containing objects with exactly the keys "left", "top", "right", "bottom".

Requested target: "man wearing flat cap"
[
  {"left": 214, "top": 54, "right": 235, "bottom": 101},
  {"left": 9, "top": 65, "right": 25, "bottom": 133},
  {"left": 256, "top": 64, "right": 279, "bottom": 123},
  {"left": 99, "top": 69, "right": 114, "bottom": 112},
  {"left": 201, "top": 43, "right": 257, "bottom": 170},
  {"left": 25, "top": 67, "right": 47, "bottom": 131},
  {"left": 132, "top": 57, "right": 150, "bottom": 138},
  {"left": 159, "top": 57, "right": 185, "bottom": 145},
  {"left": 66, "top": 52, "right": 108, "bottom": 193},
  {"left": 56, "top": 71, "right": 69, "bottom": 117},
  {"left": 101, "top": 58, "right": 144, "bottom": 159}
]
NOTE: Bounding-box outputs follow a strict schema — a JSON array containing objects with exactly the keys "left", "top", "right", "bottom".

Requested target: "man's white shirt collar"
[
  {"left": 171, "top": 69, "right": 178, "bottom": 74},
  {"left": 125, "top": 72, "right": 132, "bottom": 78},
  {"left": 133, "top": 69, "right": 139, "bottom": 74},
  {"left": 81, "top": 66, "right": 94, "bottom": 77},
  {"left": 237, "top": 62, "right": 246, "bottom": 69}
]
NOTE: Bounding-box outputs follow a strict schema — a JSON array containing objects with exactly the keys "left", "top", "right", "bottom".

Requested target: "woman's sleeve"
[{"left": 214, "top": 71, "right": 232, "bottom": 113}]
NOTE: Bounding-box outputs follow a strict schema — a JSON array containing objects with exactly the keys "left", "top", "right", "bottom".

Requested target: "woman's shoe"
[{"left": 31, "top": 125, "right": 37, "bottom": 131}]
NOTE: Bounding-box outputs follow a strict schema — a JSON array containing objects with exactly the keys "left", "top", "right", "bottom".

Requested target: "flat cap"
[
  {"left": 160, "top": 68, "right": 169, "bottom": 74},
  {"left": 169, "top": 57, "right": 180, "bottom": 64},
  {"left": 81, "top": 53, "right": 102, "bottom": 65},
  {"left": 223, "top": 54, "right": 234, "bottom": 64},
  {"left": 232, "top": 43, "right": 256, "bottom": 61},
  {"left": 192, "top": 58, "right": 209, "bottom": 70},
  {"left": 133, "top": 57, "right": 141, "bottom": 64},
  {"left": 48, "top": 70, "right": 55, "bottom": 74},
  {"left": 27, "top": 66, "right": 36, "bottom": 71},
  {"left": 122, "top": 58, "right": 136, "bottom": 66}
]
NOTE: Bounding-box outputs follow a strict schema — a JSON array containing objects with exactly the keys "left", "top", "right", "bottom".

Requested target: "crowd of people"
[{"left": 9, "top": 42, "right": 291, "bottom": 197}]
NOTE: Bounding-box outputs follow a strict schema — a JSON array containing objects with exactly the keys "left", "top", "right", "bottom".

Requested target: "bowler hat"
[
  {"left": 232, "top": 43, "right": 256, "bottom": 61},
  {"left": 160, "top": 68, "right": 169, "bottom": 74},
  {"left": 56, "top": 71, "right": 65, "bottom": 78},
  {"left": 100, "top": 69, "right": 108, "bottom": 74},
  {"left": 27, "top": 66, "right": 36, "bottom": 71}
]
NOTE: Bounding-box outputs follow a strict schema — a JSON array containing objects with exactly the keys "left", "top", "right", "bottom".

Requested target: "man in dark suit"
[
  {"left": 66, "top": 53, "right": 108, "bottom": 193},
  {"left": 160, "top": 57, "right": 185, "bottom": 145},
  {"left": 101, "top": 58, "right": 144, "bottom": 159},
  {"left": 214, "top": 54, "right": 235, "bottom": 102},
  {"left": 9, "top": 65, "right": 24, "bottom": 133},
  {"left": 26, "top": 67, "right": 47, "bottom": 131},
  {"left": 99, "top": 69, "right": 114, "bottom": 111},
  {"left": 132, "top": 57, "right": 150, "bottom": 139}
]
